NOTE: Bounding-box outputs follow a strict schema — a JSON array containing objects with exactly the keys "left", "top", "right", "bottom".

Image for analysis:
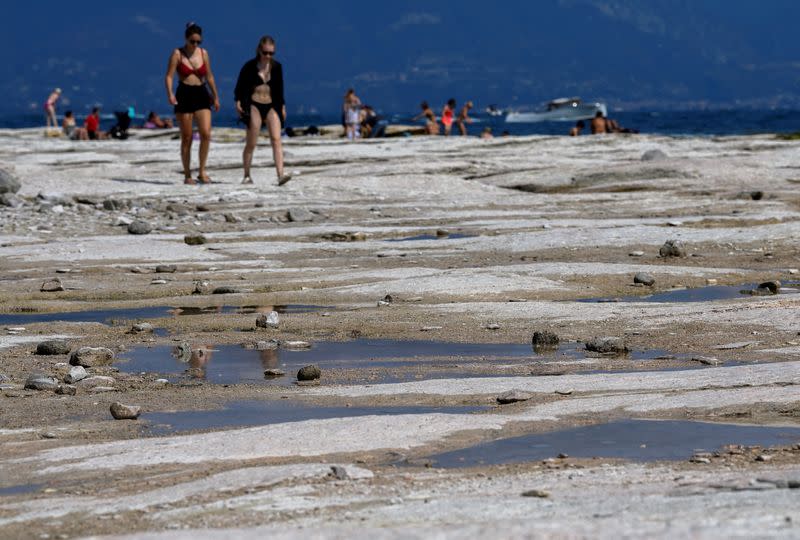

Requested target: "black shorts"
[
  {"left": 175, "top": 83, "right": 211, "bottom": 114},
  {"left": 244, "top": 101, "right": 285, "bottom": 128}
]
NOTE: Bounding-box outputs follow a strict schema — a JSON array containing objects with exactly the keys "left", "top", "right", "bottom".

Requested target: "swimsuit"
[
  {"left": 174, "top": 48, "right": 211, "bottom": 114},
  {"left": 442, "top": 108, "right": 454, "bottom": 127},
  {"left": 251, "top": 102, "right": 276, "bottom": 122}
]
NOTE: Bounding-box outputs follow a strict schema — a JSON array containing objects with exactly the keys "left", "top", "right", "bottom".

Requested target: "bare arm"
[
  {"left": 165, "top": 50, "right": 179, "bottom": 105},
  {"left": 202, "top": 49, "right": 221, "bottom": 112}
]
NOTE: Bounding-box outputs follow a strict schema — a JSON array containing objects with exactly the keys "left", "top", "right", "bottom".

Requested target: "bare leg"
[
  {"left": 265, "top": 108, "right": 286, "bottom": 182},
  {"left": 176, "top": 112, "right": 194, "bottom": 182},
  {"left": 242, "top": 105, "right": 263, "bottom": 181},
  {"left": 195, "top": 109, "right": 212, "bottom": 182},
  {"left": 458, "top": 120, "right": 467, "bottom": 136}
]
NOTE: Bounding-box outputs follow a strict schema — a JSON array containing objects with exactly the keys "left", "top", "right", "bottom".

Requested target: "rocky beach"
[{"left": 1, "top": 127, "right": 799, "bottom": 538}]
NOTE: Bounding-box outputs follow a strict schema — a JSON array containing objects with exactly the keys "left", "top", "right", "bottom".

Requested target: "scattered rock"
[
  {"left": 127, "top": 220, "right": 152, "bottom": 235},
  {"left": 129, "top": 322, "right": 154, "bottom": 334},
  {"left": 297, "top": 365, "right": 321, "bottom": 381},
  {"left": 755, "top": 454, "right": 772, "bottom": 462},
  {"left": 532, "top": 331, "right": 559, "bottom": 352},
  {"left": 55, "top": 384, "right": 77, "bottom": 395},
  {"left": 184, "top": 234, "right": 207, "bottom": 245},
  {"left": 69, "top": 347, "right": 114, "bottom": 368},
  {"left": 690, "top": 456, "right": 712, "bottom": 464},
  {"left": 36, "top": 340, "right": 71, "bottom": 355},
  {"left": 758, "top": 280, "right": 781, "bottom": 294},
  {"left": 212, "top": 286, "right": 240, "bottom": 295},
  {"left": 255, "top": 340, "right": 279, "bottom": 350},
  {"left": 554, "top": 389, "right": 574, "bottom": 396},
  {"left": 0, "top": 168, "right": 22, "bottom": 194},
  {"left": 497, "top": 390, "right": 532, "bottom": 404},
  {"left": 256, "top": 311, "right": 279, "bottom": 329},
  {"left": 750, "top": 191, "right": 764, "bottom": 201},
  {"left": 103, "top": 198, "right": 125, "bottom": 211},
  {"left": 287, "top": 208, "right": 314, "bottom": 222},
  {"left": 692, "top": 356, "right": 723, "bottom": 366},
  {"left": 659, "top": 239, "right": 686, "bottom": 258},
  {"left": 223, "top": 213, "right": 241, "bottom": 223},
  {"left": 90, "top": 386, "right": 117, "bottom": 393},
  {"left": 633, "top": 272, "right": 655, "bottom": 286},
  {"left": 521, "top": 489, "right": 550, "bottom": 498},
  {"left": 192, "top": 280, "right": 210, "bottom": 295},
  {"left": 585, "top": 337, "right": 628, "bottom": 355},
  {"left": 155, "top": 264, "right": 177, "bottom": 273},
  {"left": 0, "top": 193, "right": 23, "bottom": 207},
  {"left": 283, "top": 341, "right": 312, "bottom": 350},
  {"left": 484, "top": 323, "right": 500, "bottom": 330},
  {"left": 329, "top": 465, "right": 349, "bottom": 480},
  {"left": 172, "top": 342, "right": 192, "bottom": 362},
  {"left": 78, "top": 375, "right": 116, "bottom": 387},
  {"left": 24, "top": 373, "right": 58, "bottom": 391},
  {"left": 40, "top": 278, "right": 65, "bottom": 292},
  {"left": 64, "top": 366, "right": 87, "bottom": 384},
  {"left": 420, "top": 326, "right": 443, "bottom": 332},
  {"left": 264, "top": 369, "right": 286, "bottom": 378},
  {"left": 628, "top": 250, "right": 645, "bottom": 257},
  {"left": 714, "top": 341, "right": 758, "bottom": 350},
  {"left": 110, "top": 402, "right": 141, "bottom": 420},
  {"left": 641, "top": 149, "right": 668, "bottom": 162},
  {"left": 322, "top": 232, "right": 367, "bottom": 242}
]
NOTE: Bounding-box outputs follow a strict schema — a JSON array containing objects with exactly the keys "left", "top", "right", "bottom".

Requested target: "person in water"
[
  {"left": 165, "top": 22, "right": 220, "bottom": 184},
  {"left": 569, "top": 120, "right": 585, "bottom": 136},
  {"left": 441, "top": 98, "right": 456, "bottom": 136},
  {"left": 412, "top": 101, "right": 439, "bottom": 135},
  {"left": 44, "top": 88, "right": 61, "bottom": 133},
  {"left": 456, "top": 101, "right": 473, "bottom": 136},
  {"left": 235, "top": 35, "right": 291, "bottom": 186},
  {"left": 590, "top": 111, "right": 608, "bottom": 134}
]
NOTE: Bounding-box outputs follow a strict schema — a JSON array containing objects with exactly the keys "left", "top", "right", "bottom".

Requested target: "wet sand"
[{"left": 1, "top": 128, "right": 799, "bottom": 538}]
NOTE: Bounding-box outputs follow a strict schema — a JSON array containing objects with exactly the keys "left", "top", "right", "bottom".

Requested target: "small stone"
[
  {"left": 110, "top": 402, "right": 141, "bottom": 420},
  {"left": 420, "top": 326, "right": 443, "bottom": 332},
  {"left": 155, "top": 265, "right": 177, "bottom": 273},
  {"left": 184, "top": 234, "right": 207, "bottom": 245},
  {"left": 150, "top": 279, "right": 168, "bottom": 285},
  {"left": 690, "top": 457, "right": 711, "bottom": 464},
  {"left": 585, "top": 337, "right": 628, "bottom": 355},
  {"left": 192, "top": 280, "right": 210, "bottom": 295},
  {"left": 554, "top": 389, "right": 573, "bottom": 395},
  {"left": 641, "top": 149, "right": 668, "bottom": 161},
  {"left": 56, "top": 384, "right": 77, "bottom": 395},
  {"left": 755, "top": 454, "right": 772, "bottom": 462},
  {"left": 40, "top": 278, "right": 65, "bottom": 292},
  {"left": 497, "top": 390, "right": 532, "bottom": 404},
  {"left": 212, "top": 286, "right": 240, "bottom": 294},
  {"left": 706, "top": 278, "right": 718, "bottom": 285},
  {"left": 485, "top": 323, "right": 500, "bottom": 330},
  {"left": 789, "top": 269, "right": 799, "bottom": 275},
  {"left": 0, "top": 193, "right": 23, "bottom": 207},
  {"left": 223, "top": 213, "right": 241, "bottom": 223},
  {"left": 758, "top": 280, "right": 781, "bottom": 294},
  {"left": 103, "top": 198, "right": 124, "bottom": 211},
  {"left": 78, "top": 375, "right": 116, "bottom": 387},
  {"left": 330, "top": 465, "right": 349, "bottom": 480},
  {"left": 628, "top": 251, "right": 645, "bottom": 257},
  {"left": 633, "top": 272, "right": 655, "bottom": 286},
  {"left": 692, "top": 356, "right": 723, "bottom": 366},
  {"left": 36, "top": 340, "right": 71, "bottom": 355},
  {"left": 0, "top": 168, "right": 22, "bottom": 194},
  {"left": 297, "top": 365, "right": 321, "bottom": 381},
  {"left": 666, "top": 220, "right": 683, "bottom": 227},
  {"left": 532, "top": 331, "right": 559, "bottom": 351},
  {"left": 69, "top": 347, "right": 114, "bottom": 367},
  {"left": 264, "top": 369, "right": 286, "bottom": 378},
  {"left": 127, "top": 220, "right": 152, "bottom": 235},
  {"left": 64, "top": 366, "right": 87, "bottom": 384},
  {"left": 129, "top": 322, "right": 154, "bottom": 334},
  {"left": 255, "top": 340, "right": 279, "bottom": 350},
  {"left": 256, "top": 311, "right": 280, "bottom": 329},
  {"left": 659, "top": 239, "right": 686, "bottom": 258},
  {"left": 24, "top": 373, "right": 59, "bottom": 391},
  {"left": 521, "top": 489, "right": 550, "bottom": 498},
  {"left": 750, "top": 191, "right": 764, "bottom": 201},
  {"left": 287, "top": 208, "right": 314, "bottom": 222},
  {"left": 283, "top": 340, "right": 312, "bottom": 350}
]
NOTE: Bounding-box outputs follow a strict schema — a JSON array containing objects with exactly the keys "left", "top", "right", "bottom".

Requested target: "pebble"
[
  {"left": 55, "top": 384, "right": 77, "bottom": 395},
  {"left": 330, "top": 465, "right": 349, "bottom": 480},
  {"left": 532, "top": 331, "right": 559, "bottom": 349},
  {"left": 36, "top": 340, "right": 71, "bottom": 356},
  {"left": 628, "top": 251, "right": 645, "bottom": 257},
  {"left": 24, "top": 373, "right": 59, "bottom": 391},
  {"left": 127, "top": 220, "right": 152, "bottom": 235},
  {"left": 484, "top": 323, "right": 501, "bottom": 330},
  {"left": 212, "top": 286, "right": 241, "bottom": 294},
  {"left": 496, "top": 390, "right": 532, "bottom": 404},
  {"left": 585, "top": 337, "right": 628, "bottom": 355},
  {"left": 155, "top": 378, "right": 169, "bottom": 385},
  {"left": 40, "top": 278, "right": 65, "bottom": 292},
  {"left": 297, "top": 365, "right": 321, "bottom": 381},
  {"left": 184, "top": 234, "right": 207, "bottom": 245},
  {"left": 78, "top": 375, "right": 116, "bottom": 387},
  {"left": 130, "top": 322, "right": 154, "bottom": 334},
  {"left": 264, "top": 369, "right": 286, "bottom": 378},
  {"left": 659, "top": 239, "right": 686, "bottom": 258},
  {"left": 69, "top": 346, "right": 115, "bottom": 368},
  {"left": 110, "top": 402, "right": 141, "bottom": 420},
  {"left": 192, "top": 280, "right": 210, "bottom": 295},
  {"left": 283, "top": 340, "right": 312, "bottom": 350},
  {"left": 521, "top": 489, "right": 550, "bottom": 498},
  {"left": 64, "top": 365, "right": 87, "bottom": 384},
  {"left": 633, "top": 272, "right": 655, "bottom": 286},
  {"left": 150, "top": 279, "right": 168, "bottom": 285},
  {"left": 554, "top": 389, "right": 574, "bottom": 395},
  {"left": 155, "top": 264, "right": 177, "bottom": 273},
  {"left": 287, "top": 208, "right": 314, "bottom": 222},
  {"left": 223, "top": 213, "right": 241, "bottom": 223}
]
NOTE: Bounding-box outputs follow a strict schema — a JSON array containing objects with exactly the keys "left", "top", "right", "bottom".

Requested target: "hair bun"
[{"left": 185, "top": 21, "right": 196, "bottom": 29}]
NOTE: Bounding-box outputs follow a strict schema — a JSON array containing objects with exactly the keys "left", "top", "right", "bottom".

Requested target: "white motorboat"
[{"left": 505, "top": 97, "right": 607, "bottom": 123}]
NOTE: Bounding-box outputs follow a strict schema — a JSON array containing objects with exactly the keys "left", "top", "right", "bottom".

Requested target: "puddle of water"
[
  {"left": 0, "top": 483, "right": 44, "bottom": 497},
  {"left": 427, "top": 420, "right": 800, "bottom": 468},
  {"left": 386, "top": 233, "right": 474, "bottom": 242},
  {"left": 142, "top": 400, "right": 488, "bottom": 436},
  {"left": 117, "top": 339, "right": 677, "bottom": 385},
  {"left": 578, "top": 282, "right": 799, "bottom": 303},
  {"left": 0, "top": 304, "right": 326, "bottom": 326}
]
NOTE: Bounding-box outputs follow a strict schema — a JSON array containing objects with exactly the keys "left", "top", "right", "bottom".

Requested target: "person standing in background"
[
  {"left": 441, "top": 98, "right": 456, "bottom": 136},
  {"left": 43, "top": 88, "right": 61, "bottom": 134},
  {"left": 456, "top": 101, "right": 473, "bottom": 136}
]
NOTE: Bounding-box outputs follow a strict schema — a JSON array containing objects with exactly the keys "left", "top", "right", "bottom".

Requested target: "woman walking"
[
  {"left": 165, "top": 22, "right": 220, "bottom": 184},
  {"left": 235, "top": 35, "right": 291, "bottom": 185},
  {"left": 44, "top": 88, "right": 61, "bottom": 133}
]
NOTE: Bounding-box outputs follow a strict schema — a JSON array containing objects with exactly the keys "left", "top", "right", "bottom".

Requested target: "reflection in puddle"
[
  {"left": 427, "top": 420, "right": 800, "bottom": 468},
  {"left": 0, "top": 304, "right": 326, "bottom": 326},
  {"left": 143, "top": 400, "right": 488, "bottom": 436},
  {"left": 0, "top": 483, "right": 44, "bottom": 497},
  {"left": 117, "top": 339, "right": 678, "bottom": 385},
  {"left": 386, "top": 233, "right": 474, "bottom": 242},
  {"left": 579, "top": 282, "right": 800, "bottom": 303}
]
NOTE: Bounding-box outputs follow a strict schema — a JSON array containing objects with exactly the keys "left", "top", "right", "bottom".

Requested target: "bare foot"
[
  {"left": 184, "top": 178, "right": 197, "bottom": 185},
  {"left": 197, "top": 175, "right": 212, "bottom": 184}
]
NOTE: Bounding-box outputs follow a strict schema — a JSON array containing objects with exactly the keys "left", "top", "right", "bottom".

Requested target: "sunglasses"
[
  {"left": 189, "top": 39, "right": 202, "bottom": 45},
  {"left": 260, "top": 49, "right": 275, "bottom": 56}
]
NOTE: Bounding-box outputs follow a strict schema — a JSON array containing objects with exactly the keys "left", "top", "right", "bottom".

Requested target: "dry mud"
[{"left": 1, "top": 128, "right": 800, "bottom": 538}]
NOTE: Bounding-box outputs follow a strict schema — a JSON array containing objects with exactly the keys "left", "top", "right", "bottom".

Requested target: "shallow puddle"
[
  {"left": 579, "top": 282, "right": 799, "bottom": 303},
  {"left": 117, "top": 339, "right": 677, "bottom": 385},
  {"left": 0, "top": 304, "right": 325, "bottom": 326},
  {"left": 0, "top": 483, "right": 44, "bottom": 497},
  {"left": 386, "top": 233, "right": 474, "bottom": 242},
  {"left": 427, "top": 420, "right": 800, "bottom": 468},
  {"left": 142, "top": 400, "right": 488, "bottom": 436}
]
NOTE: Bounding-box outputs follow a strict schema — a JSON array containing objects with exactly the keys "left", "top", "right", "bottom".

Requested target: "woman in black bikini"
[
  {"left": 165, "top": 22, "right": 220, "bottom": 184},
  {"left": 235, "top": 35, "right": 291, "bottom": 186}
]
